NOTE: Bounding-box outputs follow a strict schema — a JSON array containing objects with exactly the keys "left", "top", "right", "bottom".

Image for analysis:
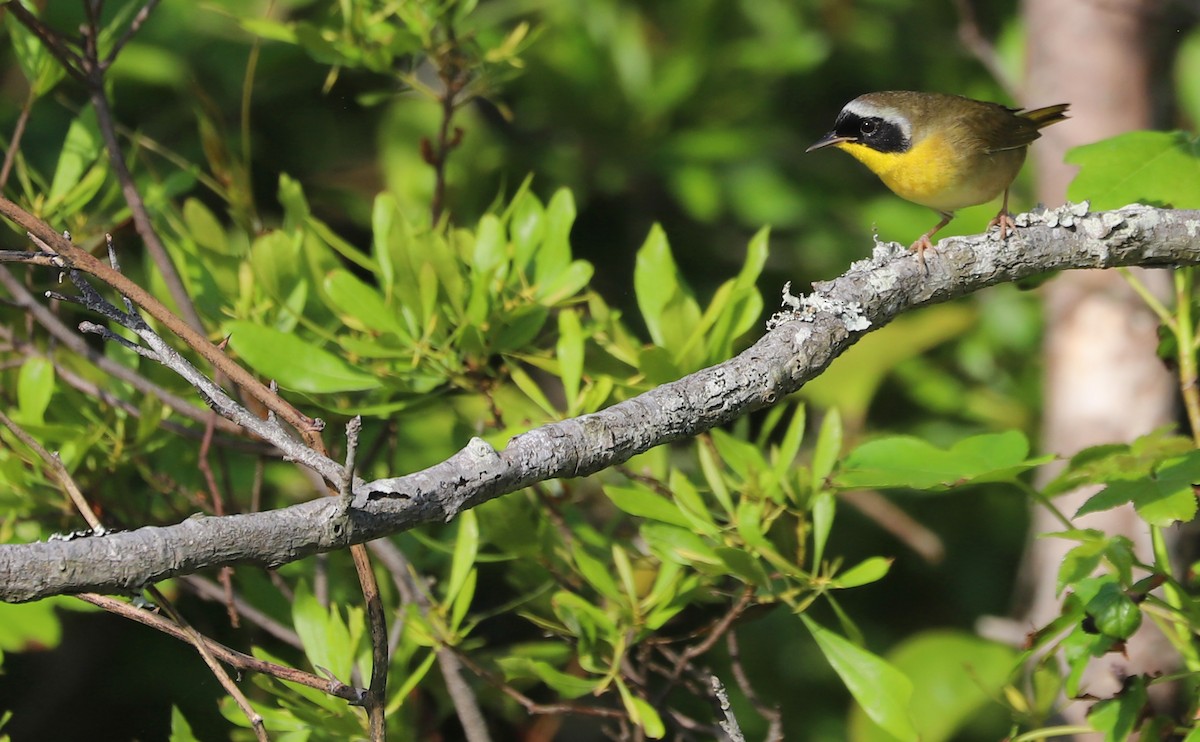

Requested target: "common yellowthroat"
[{"left": 807, "top": 91, "right": 1069, "bottom": 257}]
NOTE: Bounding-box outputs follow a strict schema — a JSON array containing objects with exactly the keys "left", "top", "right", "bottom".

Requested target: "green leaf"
[
  {"left": 322, "top": 269, "right": 408, "bottom": 339},
  {"left": 0, "top": 599, "right": 63, "bottom": 652},
  {"left": 811, "top": 408, "right": 843, "bottom": 490},
  {"left": 169, "top": 706, "right": 200, "bottom": 742},
  {"left": 572, "top": 544, "right": 622, "bottom": 602},
  {"left": 445, "top": 510, "right": 479, "bottom": 608},
  {"left": 1044, "top": 429, "right": 1194, "bottom": 496},
  {"left": 183, "top": 198, "right": 231, "bottom": 255},
  {"left": 624, "top": 691, "right": 666, "bottom": 739},
  {"left": 640, "top": 523, "right": 722, "bottom": 568},
  {"left": 534, "top": 260, "right": 593, "bottom": 305},
  {"left": 811, "top": 491, "right": 835, "bottom": 569},
  {"left": 710, "top": 428, "right": 768, "bottom": 483},
  {"left": 17, "top": 356, "right": 54, "bottom": 425},
  {"left": 557, "top": 309, "right": 584, "bottom": 413},
  {"left": 1066, "top": 130, "right": 1200, "bottom": 209},
  {"left": 604, "top": 485, "right": 693, "bottom": 528},
  {"left": 536, "top": 188, "right": 576, "bottom": 281},
  {"left": 226, "top": 321, "right": 381, "bottom": 393},
  {"left": 833, "top": 556, "right": 893, "bottom": 589},
  {"left": 849, "top": 630, "right": 1017, "bottom": 742},
  {"left": 715, "top": 546, "right": 771, "bottom": 588},
  {"left": 1087, "top": 675, "right": 1147, "bottom": 742},
  {"left": 802, "top": 616, "right": 918, "bottom": 742},
  {"left": 772, "top": 402, "right": 807, "bottom": 480},
  {"left": 1076, "top": 452, "right": 1200, "bottom": 526},
  {"left": 497, "top": 656, "right": 602, "bottom": 699},
  {"left": 1085, "top": 581, "right": 1142, "bottom": 640},
  {"left": 634, "top": 225, "right": 701, "bottom": 360},
  {"left": 292, "top": 581, "right": 355, "bottom": 682},
  {"left": 47, "top": 105, "right": 101, "bottom": 201},
  {"left": 668, "top": 470, "right": 721, "bottom": 536},
  {"left": 508, "top": 185, "right": 545, "bottom": 269},
  {"left": 836, "top": 430, "right": 1046, "bottom": 491}
]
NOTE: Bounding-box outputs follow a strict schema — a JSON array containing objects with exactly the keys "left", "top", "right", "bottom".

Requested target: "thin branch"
[
  {"left": 0, "top": 88, "right": 36, "bottom": 189},
  {"left": 710, "top": 675, "right": 745, "bottom": 742},
  {"left": 726, "top": 632, "right": 782, "bottom": 741},
  {"left": 106, "top": 0, "right": 163, "bottom": 66},
  {"left": 146, "top": 585, "right": 268, "bottom": 742},
  {"left": 2, "top": 203, "right": 1200, "bottom": 601},
  {"left": 74, "top": 592, "right": 364, "bottom": 702},
  {"left": 951, "top": 0, "right": 1016, "bottom": 98},
  {"left": 0, "top": 196, "right": 326, "bottom": 443},
  {"left": 0, "top": 408, "right": 103, "bottom": 532},
  {"left": 369, "top": 539, "right": 494, "bottom": 742},
  {"left": 178, "top": 574, "right": 302, "bottom": 648},
  {"left": 4, "top": 3, "right": 87, "bottom": 83}
]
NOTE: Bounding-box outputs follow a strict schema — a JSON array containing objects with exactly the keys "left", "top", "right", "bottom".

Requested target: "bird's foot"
[
  {"left": 988, "top": 211, "right": 1017, "bottom": 240},
  {"left": 908, "top": 234, "right": 934, "bottom": 275}
]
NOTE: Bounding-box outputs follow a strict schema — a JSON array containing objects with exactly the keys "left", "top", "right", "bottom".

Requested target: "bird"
[{"left": 806, "top": 91, "right": 1069, "bottom": 261}]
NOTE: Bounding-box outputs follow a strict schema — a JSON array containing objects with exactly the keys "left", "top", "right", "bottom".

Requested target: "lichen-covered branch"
[{"left": 2, "top": 203, "right": 1198, "bottom": 603}]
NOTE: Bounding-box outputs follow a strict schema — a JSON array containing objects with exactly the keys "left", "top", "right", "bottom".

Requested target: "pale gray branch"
[{"left": 2, "top": 203, "right": 1198, "bottom": 603}]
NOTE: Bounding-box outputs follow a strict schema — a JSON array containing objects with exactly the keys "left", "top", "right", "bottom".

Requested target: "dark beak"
[{"left": 805, "top": 132, "right": 855, "bottom": 153}]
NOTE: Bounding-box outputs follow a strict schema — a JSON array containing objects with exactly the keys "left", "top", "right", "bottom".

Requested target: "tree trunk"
[{"left": 1020, "top": 0, "right": 1177, "bottom": 728}]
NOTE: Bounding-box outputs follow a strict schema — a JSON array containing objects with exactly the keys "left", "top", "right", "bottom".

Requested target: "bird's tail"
[{"left": 1021, "top": 103, "right": 1070, "bottom": 130}]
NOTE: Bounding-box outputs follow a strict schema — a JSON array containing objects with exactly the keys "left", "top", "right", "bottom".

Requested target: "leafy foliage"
[{"left": 0, "top": 2, "right": 1198, "bottom": 742}]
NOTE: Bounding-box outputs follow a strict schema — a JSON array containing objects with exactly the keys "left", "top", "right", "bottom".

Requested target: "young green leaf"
[
  {"left": 836, "top": 430, "right": 1046, "bottom": 491},
  {"left": 810, "top": 491, "right": 835, "bottom": 569},
  {"left": 833, "top": 556, "right": 893, "bottom": 589},
  {"left": 1066, "top": 130, "right": 1200, "bottom": 209},
  {"left": 16, "top": 357, "right": 54, "bottom": 426},
  {"left": 226, "top": 321, "right": 382, "bottom": 393},
  {"left": 557, "top": 309, "right": 584, "bottom": 413},
  {"left": 802, "top": 616, "right": 918, "bottom": 742},
  {"left": 604, "top": 485, "right": 694, "bottom": 529},
  {"left": 445, "top": 510, "right": 480, "bottom": 607},
  {"left": 812, "top": 408, "right": 843, "bottom": 490},
  {"left": 1076, "top": 452, "right": 1200, "bottom": 526}
]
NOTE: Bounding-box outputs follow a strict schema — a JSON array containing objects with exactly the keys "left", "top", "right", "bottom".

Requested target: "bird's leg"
[
  {"left": 910, "top": 211, "right": 954, "bottom": 273},
  {"left": 987, "top": 188, "right": 1016, "bottom": 240}
]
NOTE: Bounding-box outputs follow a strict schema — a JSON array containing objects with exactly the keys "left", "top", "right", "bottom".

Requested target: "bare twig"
[
  {"left": 75, "top": 592, "right": 364, "bottom": 702},
  {"left": 0, "top": 88, "right": 36, "bottom": 189},
  {"left": 710, "top": 675, "right": 745, "bottom": 742},
  {"left": 0, "top": 196, "right": 327, "bottom": 446},
  {"left": 951, "top": 0, "right": 1017, "bottom": 97},
  {"left": 369, "top": 539, "right": 494, "bottom": 742},
  {"left": 178, "top": 575, "right": 301, "bottom": 648},
  {"left": 726, "top": 632, "right": 783, "bottom": 741},
  {"left": 0, "top": 266, "right": 252, "bottom": 437},
  {"left": 147, "top": 584, "right": 268, "bottom": 742},
  {"left": 0, "top": 408, "right": 103, "bottom": 532}
]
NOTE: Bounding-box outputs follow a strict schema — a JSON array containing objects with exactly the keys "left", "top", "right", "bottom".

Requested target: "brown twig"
[
  {"left": 0, "top": 88, "right": 35, "bottom": 189},
  {"left": 839, "top": 489, "right": 945, "bottom": 564},
  {"left": 726, "top": 632, "right": 782, "bottom": 741},
  {"left": 336, "top": 418, "right": 389, "bottom": 740},
  {"left": 148, "top": 584, "right": 268, "bottom": 742},
  {"left": 423, "top": 26, "right": 470, "bottom": 225},
  {"left": 368, "top": 539, "right": 493, "bottom": 742},
  {"left": 0, "top": 265, "right": 254, "bottom": 437},
  {"left": 179, "top": 574, "right": 302, "bottom": 648},
  {"left": 0, "top": 198, "right": 326, "bottom": 446},
  {"left": 659, "top": 586, "right": 755, "bottom": 689},
  {"left": 75, "top": 592, "right": 364, "bottom": 702},
  {"left": 0, "top": 408, "right": 103, "bottom": 531},
  {"left": 951, "top": 0, "right": 1017, "bottom": 98}
]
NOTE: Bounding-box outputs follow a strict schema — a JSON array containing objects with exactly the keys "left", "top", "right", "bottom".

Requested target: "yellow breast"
[{"left": 837, "top": 133, "right": 1019, "bottom": 213}]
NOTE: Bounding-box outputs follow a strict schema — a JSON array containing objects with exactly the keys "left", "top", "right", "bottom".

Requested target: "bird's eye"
[{"left": 859, "top": 119, "right": 877, "bottom": 136}]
